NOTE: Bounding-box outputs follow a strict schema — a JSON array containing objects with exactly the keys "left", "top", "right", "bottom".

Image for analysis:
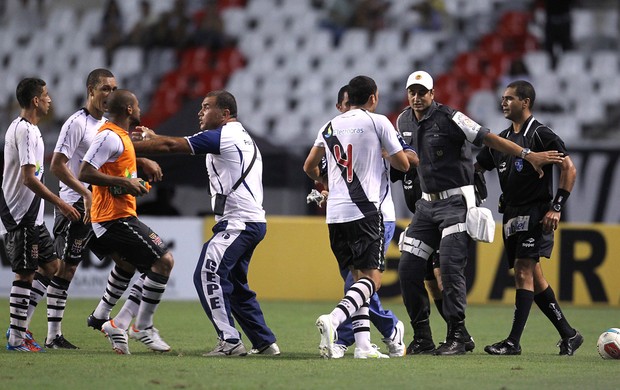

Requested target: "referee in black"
[
  {"left": 476, "top": 80, "right": 582, "bottom": 356},
  {"left": 396, "top": 71, "right": 565, "bottom": 355}
]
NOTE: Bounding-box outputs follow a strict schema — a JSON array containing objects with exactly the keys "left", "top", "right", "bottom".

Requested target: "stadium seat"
[
  {"left": 589, "top": 51, "right": 619, "bottom": 82},
  {"left": 111, "top": 47, "right": 144, "bottom": 80},
  {"left": 555, "top": 51, "right": 587, "bottom": 78},
  {"left": 522, "top": 50, "right": 552, "bottom": 77}
]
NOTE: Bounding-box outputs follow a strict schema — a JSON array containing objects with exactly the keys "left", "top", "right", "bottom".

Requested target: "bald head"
[{"left": 107, "top": 89, "right": 136, "bottom": 115}]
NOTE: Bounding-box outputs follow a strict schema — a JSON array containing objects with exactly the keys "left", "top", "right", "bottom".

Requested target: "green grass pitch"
[{"left": 1, "top": 299, "right": 618, "bottom": 389}]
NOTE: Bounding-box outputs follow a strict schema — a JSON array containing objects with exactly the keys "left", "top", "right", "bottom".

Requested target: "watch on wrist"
[
  {"left": 520, "top": 148, "right": 531, "bottom": 159},
  {"left": 552, "top": 203, "right": 562, "bottom": 212}
]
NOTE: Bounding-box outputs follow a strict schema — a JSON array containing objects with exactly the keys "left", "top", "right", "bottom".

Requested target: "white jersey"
[
  {"left": 0, "top": 117, "right": 46, "bottom": 232},
  {"left": 314, "top": 108, "right": 403, "bottom": 224},
  {"left": 185, "top": 121, "right": 266, "bottom": 228},
  {"left": 54, "top": 108, "right": 107, "bottom": 205}
]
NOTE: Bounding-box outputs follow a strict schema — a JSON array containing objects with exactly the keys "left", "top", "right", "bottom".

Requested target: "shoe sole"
[
  {"left": 316, "top": 315, "right": 335, "bottom": 359},
  {"left": 484, "top": 347, "right": 521, "bottom": 355}
]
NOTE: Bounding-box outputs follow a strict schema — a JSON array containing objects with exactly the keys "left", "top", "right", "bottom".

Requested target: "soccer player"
[
  {"left": 476, "top": 80, "right": 582, "bottom": 355},
  {"left": 313, "top": 85, "right": 409, "bottom": 358},
  {"left": 3, "top": 78, "right": 80, "bottom": 352},
  {"left": 78, "top": 89, "right": 173, "bottom": 355},
  {"left": 48, "top": 69, "right": 163, "bottom": 349},
  {"left": 303, "top": 75, "right": 410, "bottom": 359},
  {"left": 131, "top": 90, "right": 280, "bottom": 357}
]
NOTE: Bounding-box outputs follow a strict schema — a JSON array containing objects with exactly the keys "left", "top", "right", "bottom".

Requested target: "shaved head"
[{"left": 107, "top": 89, "right": 136, "bottom": 116}]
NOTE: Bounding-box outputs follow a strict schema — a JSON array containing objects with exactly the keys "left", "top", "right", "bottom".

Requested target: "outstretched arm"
[
  {"left": 482, "top": 132, "right": 564, "bottom": 178},
  {"left": 132, "top": 126, "right": 192, "bottom": 155}
]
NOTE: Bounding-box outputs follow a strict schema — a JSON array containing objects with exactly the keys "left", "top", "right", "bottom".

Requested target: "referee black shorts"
[
  {"left": 89, "top": 216, "right": 169, "bottom": 273},
  {"left": 503, "top": 202, "right": 554, "bottom": 268},
  {"left": 4, "top": 223, "right": 57, "bottom": 273},
  {"left": 328, "top": 212, "right": 385, "bottom": 272}
]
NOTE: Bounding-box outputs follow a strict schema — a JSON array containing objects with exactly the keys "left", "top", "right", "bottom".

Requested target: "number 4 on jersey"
[{"left": 333, "top": 144, "right": 353, "bottom": 183}]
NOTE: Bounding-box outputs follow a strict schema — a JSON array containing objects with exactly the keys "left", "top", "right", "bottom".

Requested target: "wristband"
[{"left": 552, "top": 189, "right": 570, "bottom": 212}]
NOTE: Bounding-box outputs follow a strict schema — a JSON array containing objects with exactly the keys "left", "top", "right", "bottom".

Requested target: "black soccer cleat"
[
  {"left": 87, "top": 311, "right": 109, "bottom": 332},
  {"left": 406, "top": 338, "right": 436, "bottom": 355},
  {"left": 45, "top": 334, "right": 79, "bottom": 349},
  {"left": 558, "top": 330, "right": 583, "bottom": 356},
  {"left": 464, "top": 336, "right": 476, "bottom": 352},
  {"left": 434, "top": 339, "right": 466, "bottom": 355},
  {"left": 484, "top": 339, "right": 521, "bottom": 355}
]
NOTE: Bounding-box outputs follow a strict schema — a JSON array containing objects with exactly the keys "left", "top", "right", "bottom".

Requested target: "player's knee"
[
  {"left": 57, "top": 262, "right": 79, "bottom": 280},
  {"left": 40, "top": 259, "right": 60, "bottom": 278},
  {"left": 152, "top": 252, "right": 174, "bottom": 276}
]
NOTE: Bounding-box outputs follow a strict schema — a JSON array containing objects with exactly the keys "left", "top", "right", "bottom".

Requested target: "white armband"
[{"left": 451, "top": 111, "right": 482, "bottom": 143}]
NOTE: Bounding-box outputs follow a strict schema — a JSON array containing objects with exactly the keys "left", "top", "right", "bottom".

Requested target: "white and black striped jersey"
[
  {"left": 314, "top": 108, "right": 403, "bottom": 224},
  {"left": 0, "top": 117, "right": 46, "bottom": 232},
  {"left": 54, "top": 108, "right": 107, "bottom": 205}
]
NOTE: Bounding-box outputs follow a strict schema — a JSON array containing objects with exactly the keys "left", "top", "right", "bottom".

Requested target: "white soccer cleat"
[
  {"left": 248, "top": 342, "right": 281, "bottom": 355},
  {"left": 316, "top": 314, "right": 337, "bottom": 359},
  {"left": 203, "top": 338, "right": 248, "bottom": 357},
  {"left": 382, "top": 320, "right": 406, "bottom": 357},
  {"left": 129, "top": 326, "right": 171, "bottom": 352},
  {"left": 330, "top": 344, "right": 348, "bottom": 359},
  {"left": 354, "top": 344, "right": 390, "bottom": 359},
  {"left": 102, "top": 320, "right": 130, "bottom": 355}
]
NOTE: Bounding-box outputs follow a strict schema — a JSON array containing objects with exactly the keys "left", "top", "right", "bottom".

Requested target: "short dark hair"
[
  {"left": 86, "top": 68, "right": 115, "bottom": 89},
  {"left": 507, "top": 80, "right": 536, "bottom": 109},
  {"left": 337, "top": 85, "right": 350, "bottom": 105},
  {"left": 106, "top": 89, "right": 135, "bottom": 116},
  {"left": 16, "top": 78, "right": 46, "bottom": 109},
  {"left": 206, "top": 90, "right": 237, "bottom": 118},
  {"left": 347, "top": 75, "right": 377, "bottom": 106}
]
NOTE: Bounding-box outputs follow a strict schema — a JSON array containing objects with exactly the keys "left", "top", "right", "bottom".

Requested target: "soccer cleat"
[
  {"left": 6, "top": 341, "right": 41, "bottom": 352},
  {"left": 354, "top": 344, "right": 390, "bottom": 359},
  {"left": 87, "top": 311, "right": 109, "bottom": 331},
  {"left": 24, "top": 330, "right": 44, "bottom": 352},
  {"left": 102, "top": 320, "right": 130, "bottom": 355},
  {"left": 248, "top": 342, "right": 281, "bottom": 355},
  {"left": 434, "top": 339, "right": 466, "bottom": 355},
  {"left": 45, "top": 334, "right": 79, "bottom": 349},
  {"left": 407, "top": 338, "right": 435, "bottom": 355},
  {"left": 6, "top": 328, "right": 44, "bottom": 352},
  {"left": 382, "top": 320, "right": 406, "bottom": 357},
  {"left": 129, "top": 326, "right": 171, "bottom": 352},
  {"left": 484, "top": 339, "right": 522, "bottom": 355},
  {"left": 465, "top": 336, "right": 476, "bottom": 352},
  {"left": 330, "top": 344, "right": 348, "bottom": 359},
  {"left": 316, "top": 314, "right": 337, "bottom": 359},
  {"left": 558, "top": 330, "right": 583, "bottom": 356},
  {"left": 203, "top": 338, "right": 248, "bottom": 357}
]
